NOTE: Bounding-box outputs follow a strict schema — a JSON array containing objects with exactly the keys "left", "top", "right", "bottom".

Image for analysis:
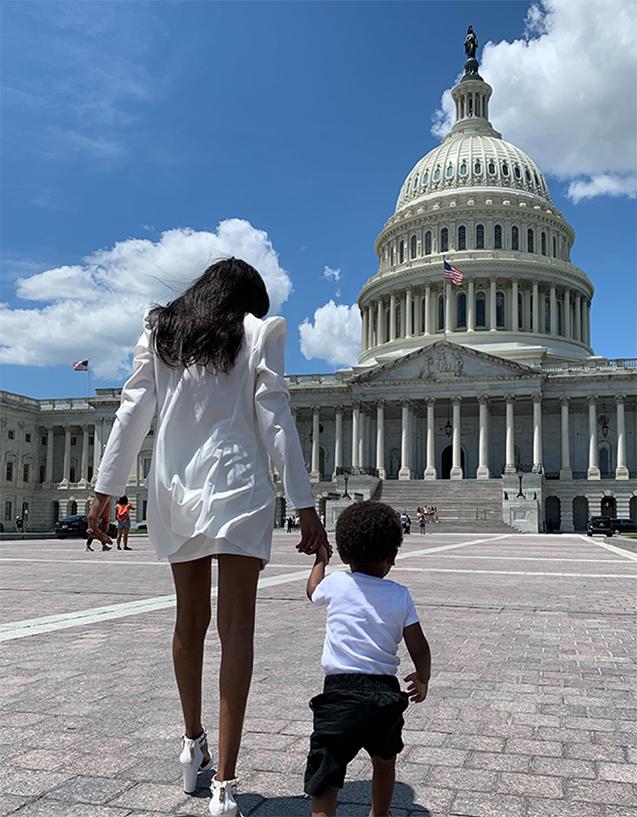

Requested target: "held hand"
[
  {"left": 314, "top": 543, "right": 331, "bottom": 564},
  {"left": 296, "top": 507, "right": 331, "bottom": 556},
  {"left": 87, "top": 492, "right": 113, "bottom": 545},
  {"left": 404, "top": 672, "right": 429, "bottom": 703}
]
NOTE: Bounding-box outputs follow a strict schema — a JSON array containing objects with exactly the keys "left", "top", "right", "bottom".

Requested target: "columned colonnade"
[
  {"left": 360, "top": 279, "right": 591, "bottom": 353},
  {"left": 302, "top": 395, "right": 631, "bottom": 482}
]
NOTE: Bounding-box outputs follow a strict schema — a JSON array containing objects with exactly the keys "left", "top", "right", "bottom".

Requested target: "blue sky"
[{"left": 1, "top": 0, "right": 635, "bottom": 399}]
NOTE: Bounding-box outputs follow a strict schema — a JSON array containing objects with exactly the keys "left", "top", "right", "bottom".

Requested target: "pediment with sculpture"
[{"left": 352, "top": 341, "right": 538, "bottom": 385}]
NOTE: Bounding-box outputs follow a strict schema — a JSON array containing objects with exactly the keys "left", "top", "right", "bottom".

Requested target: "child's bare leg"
[
  {"left": 312, "top": 785, "right": 339, "bottom": 817},
  {"left": 370, "top": 755, "right": 395, "bottom": 817}
]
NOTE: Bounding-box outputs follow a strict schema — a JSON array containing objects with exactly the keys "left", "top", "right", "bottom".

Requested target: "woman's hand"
[
  {"left": 87, "top": 492, "right": 113, "bottom": 545},
  {"left": 296, "top": 507, "right": 331, "bottom": 556}
]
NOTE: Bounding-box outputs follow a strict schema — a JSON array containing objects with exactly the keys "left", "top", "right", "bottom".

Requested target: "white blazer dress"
[{"left": 95, "top": 313, "right": 315, "bottom": 564}]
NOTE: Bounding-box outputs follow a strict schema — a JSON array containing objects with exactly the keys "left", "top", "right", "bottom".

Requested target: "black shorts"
[{"left": 304, "top": 673, "right": 409, "bottom": 796}]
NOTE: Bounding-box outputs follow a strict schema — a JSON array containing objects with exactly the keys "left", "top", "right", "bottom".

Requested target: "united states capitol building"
[{"left": 2, "top": 37, "right": 636, "bottom": 534}]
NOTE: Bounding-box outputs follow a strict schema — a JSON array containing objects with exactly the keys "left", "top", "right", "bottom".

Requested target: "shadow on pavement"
[{"left": 174, "top": 779, "right": 426, "bottom": 816}]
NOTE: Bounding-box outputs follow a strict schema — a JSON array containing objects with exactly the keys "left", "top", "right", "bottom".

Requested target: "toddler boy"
[{"left": 304, "top": 500, "right": 431, "bottom": 817}]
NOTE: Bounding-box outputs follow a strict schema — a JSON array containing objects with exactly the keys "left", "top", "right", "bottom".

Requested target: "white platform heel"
[
  {"left": 179, "top": 730, "right": 213, "bottom": 794},
  {"left": 209, "top": 776, "right": 241, "bottom": 816}
]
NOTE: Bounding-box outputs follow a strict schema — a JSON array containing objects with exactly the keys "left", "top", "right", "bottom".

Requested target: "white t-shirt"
[{"left": 311, "top": 570, "right": 420, "bottom": 676}]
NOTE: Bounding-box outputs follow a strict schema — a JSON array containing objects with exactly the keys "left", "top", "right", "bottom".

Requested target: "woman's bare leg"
[
  {"left": 215, "top": 554, "right": 261, "bottom": 780},
  {"left": 171, "top": 556, "right": 212, "bottom": 740}
]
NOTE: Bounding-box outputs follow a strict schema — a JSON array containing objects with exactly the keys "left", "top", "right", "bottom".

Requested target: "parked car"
[
  {"left": 55, "top": 514, "right": 116, "bottom": 539},
  {"left": 610, "top": 517, "right": 637, "bottom": 534},
  {"left": 586, "top": 516, "right": 612, "bottom": 536}
]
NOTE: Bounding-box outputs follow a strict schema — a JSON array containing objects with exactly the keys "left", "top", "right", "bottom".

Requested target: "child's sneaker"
[{"left": 209, "top": 776, "right": 241, "bottom": 816}]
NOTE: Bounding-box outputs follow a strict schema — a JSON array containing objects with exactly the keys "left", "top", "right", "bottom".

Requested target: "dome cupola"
[{"left": 357, "top": 27, "right": 595, "bottom": 368}]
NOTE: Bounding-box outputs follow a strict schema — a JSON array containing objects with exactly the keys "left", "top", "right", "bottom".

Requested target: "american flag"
[
  {"left": 72, "top": 360, "right": 89, "bottom": 372},
  {"left": 444, "top": 259, "right": 464, "bottom": 285}
]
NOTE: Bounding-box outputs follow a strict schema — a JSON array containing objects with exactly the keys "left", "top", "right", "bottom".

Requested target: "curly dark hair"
[
  {"left": 335, "top": 501, "right": 403, "bottom": 564},
  {"left": 148, "top": 257, "right": 270, "bottom": 373}
]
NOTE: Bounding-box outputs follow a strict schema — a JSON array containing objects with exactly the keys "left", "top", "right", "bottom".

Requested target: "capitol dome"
[
  {"left": 357, "top": 40, "right": 594, "bottom": 368},
  {"left": 396, "top": 133, "right": 551, "bottom": 212}
]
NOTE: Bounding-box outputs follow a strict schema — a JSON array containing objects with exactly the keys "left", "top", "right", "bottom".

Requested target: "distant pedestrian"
[
  {"left": 115, "top": 495, "right": 134, "bottom": 550},
  {"left": 15, "top": 515, "right": 24, "bottom": 536},
  {"left": 86, "top": 495, "right": 112, "bottom": 552},
  {"left": 287, "top": 516, "right": 294, "bottom": 533},
  {"left": 417, "top": 507, "right": 427, "bottom": 535}
]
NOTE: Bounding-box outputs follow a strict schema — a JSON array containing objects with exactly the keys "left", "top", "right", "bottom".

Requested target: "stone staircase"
[{"left": 374, "top": 479, "right": 515, "bottom": 533}]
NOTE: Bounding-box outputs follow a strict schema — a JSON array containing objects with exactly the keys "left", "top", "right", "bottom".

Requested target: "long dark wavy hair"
[{"left": 148, "top": 257, "right": 270, "bottom": 373}]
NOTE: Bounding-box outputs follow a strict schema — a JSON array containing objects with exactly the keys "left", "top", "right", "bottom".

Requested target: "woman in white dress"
[{"left": 88, "top": 258, "right": 327, "bottom": 816}]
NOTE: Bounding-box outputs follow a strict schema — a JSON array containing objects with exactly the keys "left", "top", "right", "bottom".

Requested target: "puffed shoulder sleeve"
[
  {"left": 253, "top": 317, "right": 314, "bottom": 511},
  {"left": 95, "top": 313, "right": 157, "bottom": 497}
]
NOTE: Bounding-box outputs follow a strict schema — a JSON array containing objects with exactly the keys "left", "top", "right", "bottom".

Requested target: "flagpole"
[
  {"left": 443, "top": 257, "right": 447, "bottom": 341},
  {"left": 87, "top": 362, "right": 91, "bottom": 399}
]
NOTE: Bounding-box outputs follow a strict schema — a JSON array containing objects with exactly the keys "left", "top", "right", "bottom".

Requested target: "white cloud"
[
  {"left": 431, "top": 0, "right": 637, "bottom": 202},
  {"left": 567, "top": 174, "right": 637, "bottom": 204},
  {"left": 0, "top": 219, "right": 292, "bottom": 378},
  {"left": 323, "top": 265, "right": 341, "bottom": 282},
  {"left": 299, "top": 300, "right": 361, "bottom": 368}
]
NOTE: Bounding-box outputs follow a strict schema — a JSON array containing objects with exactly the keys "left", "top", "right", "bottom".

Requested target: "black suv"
[
  {"left": 55, "top": 514, "right": 117, "bottom": 539},
  {"left": 610, "top": 518, "right": 637, "bottom": 534},
  {"left": 586, "top": 516, "right": 612, "bottom": 536}
]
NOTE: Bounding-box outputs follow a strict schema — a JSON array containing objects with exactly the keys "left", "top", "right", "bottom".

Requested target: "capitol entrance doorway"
[
  {"left": 601, "top": 496, "right": 616, "bottom": 518},
  {"left": 441, "top": 445, "right": 465, "bottom": 479}
]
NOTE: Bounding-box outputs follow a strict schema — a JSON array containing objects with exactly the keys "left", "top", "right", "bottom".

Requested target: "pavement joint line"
[
  {"left": 575, "top": 533, "right": 637, "bottom": 562},
  {"left": 0, "top": 533, "right": 497, "bottom": 641},
  {"left": 391, "top": 566, "right": 637, "bottom": 578}
]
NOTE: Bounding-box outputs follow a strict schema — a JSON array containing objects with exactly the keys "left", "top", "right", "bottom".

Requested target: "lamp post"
[
  {"left": 343, "top": 476, "right": 350, "bottom": 499},
  {"left": 516, "top": 467, "right": 524, "bottom": 498}
]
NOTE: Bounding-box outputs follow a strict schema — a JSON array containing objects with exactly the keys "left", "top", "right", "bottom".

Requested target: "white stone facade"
[{"left": 1, "top": 54, "right": 636, "bottom": 534}]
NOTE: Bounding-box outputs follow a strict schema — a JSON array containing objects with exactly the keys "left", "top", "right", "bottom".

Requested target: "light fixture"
[{"left": 445, "top": 400, "right": 452, "bottom": 437}]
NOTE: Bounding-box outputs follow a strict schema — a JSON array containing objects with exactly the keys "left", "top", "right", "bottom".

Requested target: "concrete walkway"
[{"left": 1, "top": 531, "right": 636, "bottom": 816}]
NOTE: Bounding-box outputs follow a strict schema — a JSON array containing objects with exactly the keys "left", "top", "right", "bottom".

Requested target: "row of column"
[
  {"left": 306, "top": 395, "right": 630, "bottom": 481},
  {"left": 361, "top": 283, "right": 591, "bottom": 351},
  {"left": 43, "top": 423, "right": 105, "bottom": 485}
]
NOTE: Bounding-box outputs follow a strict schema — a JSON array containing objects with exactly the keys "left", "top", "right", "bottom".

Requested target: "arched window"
[
  {"left": 514, "top": 164, "right": 521, "bottom": 180},
  {"left": 544, "top": 295, "right": 551, "bottom": 333},
  {"left": 456, "top": 292, "right": 467, "bottom": 329},
  {"left": 525, "top": 168, "right": 532, "bottom": 183},
  {"left": 412, "top": 175, "right": 419, "bottom": 191},
  {"left": 599, "top": 444, "right": 612, "bottom": 478},
  {"left": 557, "top": 299, "right": 563, "bottom": 335},
  {"left": 570, "top": 301, "right": 576, "bottom": 338},
  {"left": 391, "top": 246, "right": 395, "bottom": 266},
  {"left": 552, "top": 235, "right": 557, "bottom": 257},
  {"left": 494, "top": 224, "right": 502, "bottom": 249},
  {"left": 440, "top": 227, "right": 449, "bottom": 253},
  {"left": 488, "top": 160, "right": 496, "bottom": 175},
  {"left": 457, "top": 225, "right": 466, "bottom": 251},
  {"left": 411, "top": 300, "right": 416, "bottom": 335},
  {"left": 476, "top": 291, "right": 486, "bottom": 328},
  {"left": 541, "top": 231, "right": 547, "bottom": 256},
  {"left": 502, "top": 162, "right": 509, "bottom": 177},
  {"left": 410, "top": 235, "right": 417, "bottom": 259},
  {"left": 496, "top": 291, "right": 505, "bottom": 329},
  {"left": 468, "top": 96, "right": 473, "bottom": 115},
  {"left": 433, "top": 165, "right": 441, "bottom": 181},
  {"left": 446, "top": 163, "right": 454, "bottom": 178},
  {"left": 517, "top": 292, "right": 524, "bottom": 330},
  {"left": 424, "top": 231, "right": 432, "bottom": 255},
  {"left": 474, "top": 159, "right": 482, "bottom": 175},
  {"left": 527, "top": 228, "right": 534, "bottom": 253},
  {"left": 399, "top": 240, "right": 405, "bottom": 263},
  {"left": 385, "top": 308, "right": 391, "bottom": 341},
  {"left": 69, "top": 500, "right": 78, "bottom": 515},
  {"left": 459, "top": 160, "right": 468, "bottom": 177},
  {"left": 437, "top": 294, "right": 445, "bottom": 331},
  {"left": 512, "top": 226, "right": 519, "bottom": 251},
  {"left": 395, "top": 304, "right": 402, "bottom": 338},
  {"left": 534, "top": 172, "right": 540, "bottom": 187},
  {"left": 422, "top": 171, "right": 429, "bottom": 186},
  {"left": 476, "top": 224, "right": 485, "bottom": 249}
]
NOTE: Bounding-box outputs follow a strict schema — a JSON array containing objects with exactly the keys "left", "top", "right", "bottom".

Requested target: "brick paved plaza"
[{"left": 2, "top": 530, "right": 637, "bottom": 817}]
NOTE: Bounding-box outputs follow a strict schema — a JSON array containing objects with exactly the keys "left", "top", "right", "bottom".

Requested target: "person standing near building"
[
  {"left": 87, "top": 258, "right": 327, "bottom": 817},
  {"left": 114, "top": 495, "right": 134, "bottom": 550}
]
